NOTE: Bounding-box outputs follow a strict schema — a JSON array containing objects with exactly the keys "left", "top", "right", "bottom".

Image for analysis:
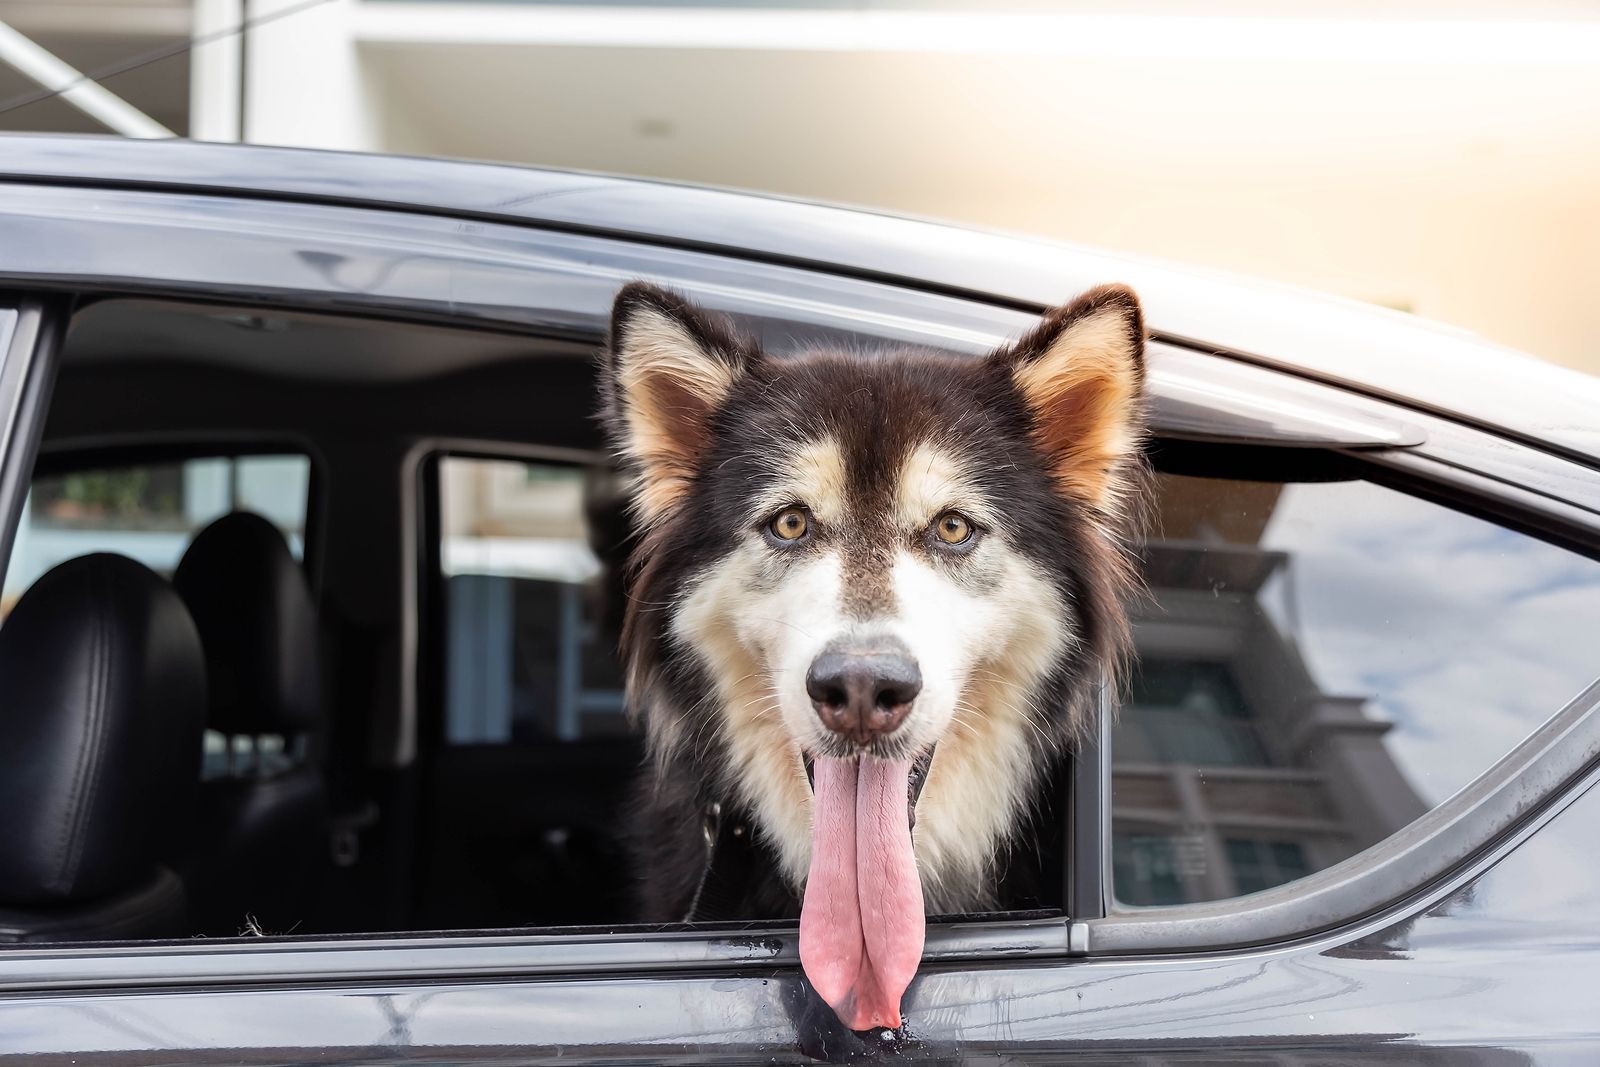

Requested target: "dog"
[{"left": 600, "top": 281, "right": 1147, "bottom": 1032}]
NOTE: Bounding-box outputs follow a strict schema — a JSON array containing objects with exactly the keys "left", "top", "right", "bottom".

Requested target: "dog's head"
[{"left": 602, "top": 283, "right": 1145, "bottom": 1031}]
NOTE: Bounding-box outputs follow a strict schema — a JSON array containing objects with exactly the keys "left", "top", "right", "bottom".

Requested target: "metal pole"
[{"left": 0, "top": 20, "right": 173, "bottom": 138}]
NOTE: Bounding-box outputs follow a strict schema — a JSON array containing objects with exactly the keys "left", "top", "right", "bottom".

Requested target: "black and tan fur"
[{"left": 599, "top": 282, "right": 1148, "bottom": 921}]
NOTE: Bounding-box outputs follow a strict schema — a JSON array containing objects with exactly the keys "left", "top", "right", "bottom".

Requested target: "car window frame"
[
  {"left": 0, "top": 294, "right": 68, "bottom": 584},
  {"left": 0, "top": 317, "right": 1592, "bottom": 988},
  {"left": 410, "top": 369, "right": 1600, "bottom": 957},
  {"left": 1069, "top": 428, "right": 1600, "bottom": 947},
  {"left": 0, "top": 187, "right": 1593, "bottom": 989}
]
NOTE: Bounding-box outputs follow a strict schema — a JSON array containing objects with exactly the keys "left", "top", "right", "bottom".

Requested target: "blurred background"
[{"left": 0, "top": 0, "right": 1596, "bottom": 373}]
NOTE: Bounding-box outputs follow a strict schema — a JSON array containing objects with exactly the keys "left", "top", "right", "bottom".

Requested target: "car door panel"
[
  {"left": 1, "top": 773, "right": 1595, "bottom": 1063},
  {"left": 1, "top": 167, "right": 1599, "bottom": 1063}
]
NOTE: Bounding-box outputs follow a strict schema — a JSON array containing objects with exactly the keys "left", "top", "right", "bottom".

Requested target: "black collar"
[{"left": 684, "top": 801, "right": 760, "bottom": 922}]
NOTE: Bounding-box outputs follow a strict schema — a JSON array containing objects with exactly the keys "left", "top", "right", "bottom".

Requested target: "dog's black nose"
[{"left": 806, "top": 638, "right": 922, "bottom": 745}]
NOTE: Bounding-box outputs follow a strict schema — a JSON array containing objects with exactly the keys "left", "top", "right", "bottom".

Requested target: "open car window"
[{"left": 0, "top": 280, "right": 1590, "bottom": 976}]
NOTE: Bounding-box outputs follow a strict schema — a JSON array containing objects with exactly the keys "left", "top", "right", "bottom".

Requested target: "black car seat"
[
  {"left": 172, "top": 512, "right": 328, "bottom": 936},
  {"left": 0, "top": 554, "right": 206, "bottom": 943}
]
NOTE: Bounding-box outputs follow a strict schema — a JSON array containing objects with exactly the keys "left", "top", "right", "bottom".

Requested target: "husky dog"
[{"left": 601, "top": 282, "right": 1146, "bottom": 1032}]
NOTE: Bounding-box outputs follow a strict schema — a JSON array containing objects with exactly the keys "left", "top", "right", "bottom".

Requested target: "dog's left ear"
[
  {"left": 603, "top": 283, "right": 758, "bottom": 525},
  {"left": 989, "top": 284, "right": 1146, "bottom": 511}
]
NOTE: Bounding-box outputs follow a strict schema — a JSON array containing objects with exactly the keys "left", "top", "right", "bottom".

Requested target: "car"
[{"left": 0, "top": 132, "right": 1598, "bottom": 1065}]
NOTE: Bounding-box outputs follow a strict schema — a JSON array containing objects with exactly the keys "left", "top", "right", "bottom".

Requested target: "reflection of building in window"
[
  {"left": 1225, "top": 838, "right": 1312, "bottom": 895},
  {"left": 1113, "top": 475, "right": 1426, "bottom": 907},
  {"left": 1117, "top": 661, "right": 1268, "bottom": 767}
]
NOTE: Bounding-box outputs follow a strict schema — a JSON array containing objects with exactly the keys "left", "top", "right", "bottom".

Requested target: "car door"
[
  {"left": 1, "top": 177, "right": 1599, "bottom": 1064},
  {"left": 6, "top": 318, "right": 1598, "bottom": 1067},
  {"left": 1046, "top": 410, "right": 1600, "bottom": 1064}
]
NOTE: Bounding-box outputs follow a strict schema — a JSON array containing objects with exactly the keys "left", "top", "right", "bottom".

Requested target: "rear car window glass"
[
  {"left": 439, "top": 456, "right": 627, "bottom": 744},
  {"left": 3, "top": 453, "right": 313, "bottom": 781},
  {"left": 2, "top": 454, "right": 310, "bottom": 619},
  {"left": 1113, "top": 473, "right": 1600, "bottom": 908}
]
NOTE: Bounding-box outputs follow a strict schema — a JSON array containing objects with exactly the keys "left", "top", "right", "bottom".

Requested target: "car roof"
[{"left": 0, "top": 133, "right": 1596, "bottom": 467}]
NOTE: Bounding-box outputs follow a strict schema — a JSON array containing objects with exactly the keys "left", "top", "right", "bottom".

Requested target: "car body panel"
[
  {"left": 3, "top": 774, "right": 1596, "bottom": 1064},
  {"left": 0, "top": 138, "right": 1597, "bottom": 1064},
  {"left": 0, "top": 181, "right": 1443, "bottom": 462},
  {"left": 0, "top": 134, "right": 1597, "bottom": 468}
]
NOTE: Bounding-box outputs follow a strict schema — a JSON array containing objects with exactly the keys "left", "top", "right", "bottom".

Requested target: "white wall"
[
  {"left": 210, "top": 2, "right": 1600, "bottom": 373},
  {"left": 243, "top": 0, "right": 380, "bottom": 150}
]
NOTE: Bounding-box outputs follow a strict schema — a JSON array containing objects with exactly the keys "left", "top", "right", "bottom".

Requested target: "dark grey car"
[{"left": 0, "top": 134, "right": 1598, "bottom": 1064}]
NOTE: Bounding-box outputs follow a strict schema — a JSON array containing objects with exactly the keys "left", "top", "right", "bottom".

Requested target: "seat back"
[
  {"left": 173, "top": 512, "right": 328, "bottom": 936},
  {"left": 0, "top": 554, "right": 205, "bottom": 942}
]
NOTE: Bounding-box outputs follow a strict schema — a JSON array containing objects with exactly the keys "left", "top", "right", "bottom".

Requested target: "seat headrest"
[
  {"left": 0, "top": 554, "right": 205, "bottom": 904},
  {"left": 173, "top": 512, "right": 322, "bottom": 736}
]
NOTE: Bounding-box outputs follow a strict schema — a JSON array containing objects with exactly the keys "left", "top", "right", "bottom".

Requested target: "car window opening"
[{"left": 2, "top": 296, "right": 1597, "bottom": 949}]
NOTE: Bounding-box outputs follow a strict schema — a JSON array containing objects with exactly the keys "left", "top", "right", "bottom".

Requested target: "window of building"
[
  {"left": 1112, "top": 472, "right": 1600, "bottom": 907},
  {"left": 1115, "top": 660, "right": 1268, "bottom": 767},
  {"left": 438, "top": 456, "right": 628, "bottom": 745},
  {"left": 1112, "top": 832, "right": 1192, "bottom": 907},
  {"left": 1224, "top": 838, "right": 1312, "bottom": 896}
]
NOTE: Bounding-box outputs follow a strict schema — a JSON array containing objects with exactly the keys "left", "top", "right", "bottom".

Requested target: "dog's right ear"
[{"left": 602, "top": 283, "right": 757, "bottom": 525}]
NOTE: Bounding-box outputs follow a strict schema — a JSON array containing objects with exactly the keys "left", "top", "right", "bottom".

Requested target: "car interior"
[
  {"left": 6, "top": 294, "right": 1600, "bottom": 945},
  {"left": 0, "top": 297, "right": 673, "bottom": 941},
  {"left": 0, "top": 297, "right": 1065, "bottom": 943}
]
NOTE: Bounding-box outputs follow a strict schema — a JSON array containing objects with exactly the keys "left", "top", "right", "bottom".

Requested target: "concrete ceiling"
[
  {"left": 356, "top": 8, "right": 1600, "bottom": 368},
  {"left": 360, "top": 13, "right": 1600, "bottom": 201},
  {"left": 0, "top": 1, "right": 190, "bottom": 136}
]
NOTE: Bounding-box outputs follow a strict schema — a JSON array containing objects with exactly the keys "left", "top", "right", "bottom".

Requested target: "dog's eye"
[
  {"left": 768, "top": 507, "right": 810, "bottom": 542},
  {"left": 932, "top": 511, "right": 975, "bottom": 546}
]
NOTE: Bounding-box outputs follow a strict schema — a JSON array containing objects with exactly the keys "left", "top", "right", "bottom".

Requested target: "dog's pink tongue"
[{"left": 799, "top": 756, "right": 925, "bottom": 1032}]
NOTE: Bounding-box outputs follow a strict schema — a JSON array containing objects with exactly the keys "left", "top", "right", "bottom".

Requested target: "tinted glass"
[
  {"left": 2, "top": 454, "right": 310, "bottom": 618},
  {"left": 1112, "top": 473, "right": 1600, "bottom": 907},
  {"left": 439, "top": 457, "right": 627, "bottom": 744}
]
